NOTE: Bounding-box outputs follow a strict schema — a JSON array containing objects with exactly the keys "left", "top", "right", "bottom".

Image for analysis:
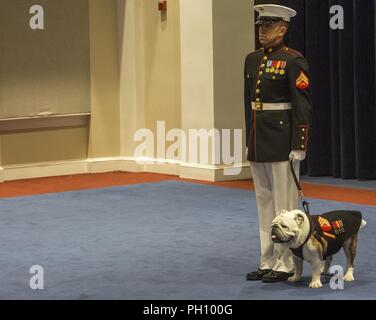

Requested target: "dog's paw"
[
  {"left": 309, "top": 280, "right": 323, "bottom": 289},
  {"left": 344, "top": 273, "right": 355, "bottom": 282},
  {"left": 288, "top": 275, "right": 301, "bottom": 282}
]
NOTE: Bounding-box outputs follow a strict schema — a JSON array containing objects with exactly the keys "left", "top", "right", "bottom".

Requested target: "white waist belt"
[{"left": 251, "top": 102, "right": 292, "bottom": 111}]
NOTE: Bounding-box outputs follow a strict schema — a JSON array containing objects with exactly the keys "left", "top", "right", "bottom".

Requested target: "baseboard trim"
[
  {"left": 0, "top": 157, "right": 251, "bottom": 182},
  {"left": 0, "top": 160, "right": 88, "bottom": 182}
]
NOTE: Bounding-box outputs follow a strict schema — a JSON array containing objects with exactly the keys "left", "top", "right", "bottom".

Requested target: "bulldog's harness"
[
  {"left": 291, "top": 210, "right": 362, "bottom": 260},
  {"left": 289, "top": 160, "right": 363, "bottom": 260}
]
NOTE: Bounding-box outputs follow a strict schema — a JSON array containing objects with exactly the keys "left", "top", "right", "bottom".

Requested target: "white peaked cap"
[{"left": 254, "top": 4, "right": 297, "bottom": 23}]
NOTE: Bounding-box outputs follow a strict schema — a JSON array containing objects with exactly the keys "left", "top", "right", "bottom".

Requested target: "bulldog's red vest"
[{"left": 291, "top": 210, "right": 362, "bottom": 260}]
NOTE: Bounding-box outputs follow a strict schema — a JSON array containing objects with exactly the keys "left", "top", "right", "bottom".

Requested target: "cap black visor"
[{"left": 255, "top": 16, "right": 285, "bottom": 25}]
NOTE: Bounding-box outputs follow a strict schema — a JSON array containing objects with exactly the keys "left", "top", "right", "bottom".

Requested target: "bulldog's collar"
[{"left": 291, "top": 214, "right": 314, "bottom": 260}]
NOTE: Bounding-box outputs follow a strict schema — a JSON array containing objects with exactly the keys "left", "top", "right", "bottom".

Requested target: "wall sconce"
[{"left": 158, "top": 0, "right": 167, "bottom": 12}]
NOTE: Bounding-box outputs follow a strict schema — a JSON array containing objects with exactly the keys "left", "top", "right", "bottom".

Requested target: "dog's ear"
[{"left": 295, "top": 214, "right": 305, "bottom": 228}]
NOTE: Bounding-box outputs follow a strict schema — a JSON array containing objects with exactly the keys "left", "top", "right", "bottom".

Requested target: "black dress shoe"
[
  {"left": 246, "top": 269, "right": 272, "bottom": 281},
  {"left": 262, "top": 270, "right": 294, "bottom": 283}
]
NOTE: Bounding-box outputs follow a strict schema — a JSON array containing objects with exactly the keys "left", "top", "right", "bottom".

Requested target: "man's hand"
[{"left": 289, "top": 150, "right": 306, "bottom": 161}]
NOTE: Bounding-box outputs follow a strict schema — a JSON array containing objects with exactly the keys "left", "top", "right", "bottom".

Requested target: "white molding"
[
  {"left": 180, "top": 161, "right": 250, "bottom": 170},
  {"left": 87, "top": 157, "right": 122, "bottom": 173},
  {"left": 179, "top": 162, "right": 251, "bottom": 182},
  {"left": 1, "top": 160, "right": 88, "bottom": 182},
  {"left": 144, "top": 162, "right": 180, "bottom": 176},
  {"left": 0, "top": 157, "right": 251, "bottom": 182}
]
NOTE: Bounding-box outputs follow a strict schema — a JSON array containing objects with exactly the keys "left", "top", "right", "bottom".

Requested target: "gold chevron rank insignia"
[
  {"left": 296, "top": 71, "right": 309, "bottom": 89},
  {"left": 318, "top": 216, "right": 332, "bottom": 232}
]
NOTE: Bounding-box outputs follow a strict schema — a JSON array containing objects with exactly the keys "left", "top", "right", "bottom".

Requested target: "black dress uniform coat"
[{"left": 244, "top": 43, "right": 313, "bottom": 162}]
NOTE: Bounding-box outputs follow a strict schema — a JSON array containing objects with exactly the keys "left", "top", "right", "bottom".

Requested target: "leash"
[{"left": 290, "top": 160, "right": 311, "bottom": 216}]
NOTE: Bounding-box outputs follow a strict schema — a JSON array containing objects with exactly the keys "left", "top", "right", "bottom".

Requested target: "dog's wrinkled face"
[{"left": 271, "top": 210, "right": 306, "bottom": 247}]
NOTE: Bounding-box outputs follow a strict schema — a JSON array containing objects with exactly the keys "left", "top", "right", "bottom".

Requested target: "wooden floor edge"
[{"left": 0, "top": 171, "right": 375, "bottom": 206}]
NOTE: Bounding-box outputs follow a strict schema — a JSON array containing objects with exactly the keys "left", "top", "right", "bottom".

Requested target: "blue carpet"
[
  {"left": 0, "top": 181, "right": 375, "bottom": 300},
  {"left": 301, "top": 176, "right": 376, "bottom": 190}
]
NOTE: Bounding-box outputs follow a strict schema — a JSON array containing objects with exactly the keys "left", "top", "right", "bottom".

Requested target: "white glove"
[
  {"left": 289, "top": 150, "right": 306, "bottom": 161},
  {"left": 245, "top": 147, "right": 249, "bottom": 157}
]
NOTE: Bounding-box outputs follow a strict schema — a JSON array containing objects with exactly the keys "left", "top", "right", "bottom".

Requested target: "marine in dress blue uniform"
[{"left": 245, "top": 4, "right": 313, "bottom": 283}]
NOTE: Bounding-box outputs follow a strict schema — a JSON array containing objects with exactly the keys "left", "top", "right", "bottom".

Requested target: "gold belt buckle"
[{"left": 255, "top": 102, "right": 263, "bottom": 111}]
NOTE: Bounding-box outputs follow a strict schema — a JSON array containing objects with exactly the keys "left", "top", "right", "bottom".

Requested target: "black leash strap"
[{"left": 290, "top": 160, "right": 311, "bottom": 215}]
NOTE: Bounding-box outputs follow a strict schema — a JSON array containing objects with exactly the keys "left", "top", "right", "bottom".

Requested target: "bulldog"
[{"left": 271, "top": 209, "right": 366, "bottom": 288}]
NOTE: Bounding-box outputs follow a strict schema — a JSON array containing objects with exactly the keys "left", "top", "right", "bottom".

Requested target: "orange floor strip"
[{"left": 0, "top": 172, "right": 375, "bottom": 206}]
